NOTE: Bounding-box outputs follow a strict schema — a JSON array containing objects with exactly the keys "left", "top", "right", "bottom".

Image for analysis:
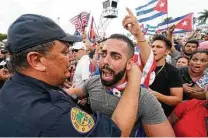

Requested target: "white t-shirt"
[{"left": 73, "top": 55, "right": 91, "bottom": 88}]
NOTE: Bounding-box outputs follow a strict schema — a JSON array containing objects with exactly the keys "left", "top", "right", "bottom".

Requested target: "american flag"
[{"left": 70, "top": 12, "right": 90, "bottom": 33}]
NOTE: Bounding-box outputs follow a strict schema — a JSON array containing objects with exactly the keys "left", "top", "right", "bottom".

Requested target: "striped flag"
[
  {"left": 136, "top": 0, "right": 168, "bottom": 23},
  {"left": 70, "top": 12, "right": 90, "bottom": 33},
  {"left": 158, "top": 13, "right": 193, "bottom": 33},
  {"left": 133, "top": 46, "right": 156, "bottom": 87},
  {"left": 146, "top": 24, "right": 158, "bottom": 35}
]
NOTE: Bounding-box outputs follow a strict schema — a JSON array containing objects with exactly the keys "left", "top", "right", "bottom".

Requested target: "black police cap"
[{"left": 6, "top": 14, "right": 82, "bottom": 54}]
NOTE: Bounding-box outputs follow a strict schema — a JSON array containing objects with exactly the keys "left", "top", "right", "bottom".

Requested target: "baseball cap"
[
  {"left": 72, "top": 42, "right": 86, "bottom": 50},
  {"left": 6, "top": 14, "right": 82, "bottom": 54}
]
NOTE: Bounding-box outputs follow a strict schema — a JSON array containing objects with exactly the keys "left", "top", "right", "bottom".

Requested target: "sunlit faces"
[
  {"left": 99, "top": 39, "right": 130, "bottom": 87},
  {"left": 152, "top": 40, "right": 170, "bottom": 62},
  {"left": 176, "top": 57, "right": 189, "bottom": 68},
  {"left": 189, "top": 52, "right": 208, "bottom": 74},
  {"left": 43, "top": 40, "right": 70, "bottom": 85}
]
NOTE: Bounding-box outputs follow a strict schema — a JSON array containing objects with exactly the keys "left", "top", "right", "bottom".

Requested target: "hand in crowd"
[
  {"left": 0, "top": 68, "right": 10, "bottom": 81},
  {"left": 78, "top": 98, "right": 88, "bottom": 105},
  {"left": 148, "top": 88, "right": 160, "bottom": 99},
  {"left": 183, "top": 83, "right": 205, "bottom": 93},
  {"left": 122, "top": 7, "right": 143, "bottom": 38},
  {"left": 126, "top": 61, "right": 141, "bottom": 82},
  {"left": 62, "top": 79, "right": 73, "bottom": 89},
  {"left": 167, "top": 24, "right": 175, "bottom": 34}
]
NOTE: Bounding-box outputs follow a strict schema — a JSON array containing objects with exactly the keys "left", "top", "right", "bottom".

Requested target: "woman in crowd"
[
  {"left": 168, "top": 91, "right": 208, "bottom": 137},
  {"left": 178, "top": 50, "right": 208, "bottom": 100},
  {"left": 176, "top": 56, "right": 189, "bottom": 68}
]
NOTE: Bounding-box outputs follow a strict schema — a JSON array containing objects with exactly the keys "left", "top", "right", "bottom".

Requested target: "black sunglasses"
[{"left": 72, "top": 49, "right": 79, "bottom": 53}]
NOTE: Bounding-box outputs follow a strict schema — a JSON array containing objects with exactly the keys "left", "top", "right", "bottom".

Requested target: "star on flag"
[
  {"left": 159, "top": 2, "right": 165, "bottom": 8},
  {"left": 175, "top": 13, "right": 193, "bottom": 31},
  {"left": 154, "top": 0, "right": 168, "bottom": 13},
  {"left": 182, "top": 21, "right": 188, "bottom": 26}
]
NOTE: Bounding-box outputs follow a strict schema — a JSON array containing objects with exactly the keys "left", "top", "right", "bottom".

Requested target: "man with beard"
[
  {"left": 0, "top": 14, "right": 140, "bottom": 137},
  {"left": 167, "top": 25, "right": 199, "bottom": 66},
  {"left": 65, "top": 8, "right": 175, "bottom": 137}
]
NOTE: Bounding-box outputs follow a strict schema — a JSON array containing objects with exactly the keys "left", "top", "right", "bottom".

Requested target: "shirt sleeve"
[
  {"left": 81, "top": 58, "right": 91, "bottom": 81},
  {"left": 169, "top": 66, "right": 183, "bottom": 88},
  {"left": 82, "top": 77, "right": 92, "bottom": 96},
  {"left": 139, "top": 88, "right": 167, "bottom": 124},
  {"left": 174, "top": 99, "right": 197, "bottom": 119},
  {"left": 170, "top": 50, "right": 181, "bottom": 59},
  {"left": 40, "top": 107, "right": 121, "bottom": 137},
  {"left": 82, "top": 76, "right": 99, "bottom": 96}
]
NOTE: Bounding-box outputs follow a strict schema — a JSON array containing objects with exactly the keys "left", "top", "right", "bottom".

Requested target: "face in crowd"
[
  {"left": 189, "top": 51, "right": 208, "bottom": 74},
  {"left": 176, "top": 57, "right": 189, "bottom": 68},
  {"left": 72, "top": 49, "right": 86, "bottom": 60},
  {"left": 99, "top": 34, "right": 134, "bottom": 87},
  {"left": 183, "top": 40, "right": 199, "bottom": 56},
  {"left": 151, "top": 35, "right": 171, "bottom": 62}
]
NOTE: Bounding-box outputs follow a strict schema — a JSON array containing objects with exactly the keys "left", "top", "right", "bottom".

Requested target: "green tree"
[
  {"left": 193, "top": 17, "right": 197, "bottom": 25},
  {"left": 198, "top": 9, "right": 208, "bottom": 24},
  {"left": 163, "top": 17, "right": 172, "bottom": 22},
  {"left": 0, "top": 33, "right": 7, "bottom": 41}
]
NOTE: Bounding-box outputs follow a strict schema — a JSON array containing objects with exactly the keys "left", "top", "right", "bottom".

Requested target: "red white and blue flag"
[
  {"left": 70, "top": 12, "right": 90, "bottom": 33},
  {"left": 158, "top": 13, "right": 194, "bottom": 33},
  {"left": 88, "top": 16, "right": 97, "bottom": 43},
  {"left": 133, "top": 47, "right": 156, "bottom": 87},
  {"left": 136, "top": 0, "right": 168, "bottom": 23}
]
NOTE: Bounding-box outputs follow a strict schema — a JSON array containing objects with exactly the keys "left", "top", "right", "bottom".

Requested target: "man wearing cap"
[
  {"left": 0, "top": 14, "right": 140, "bottom": 137},
  {"left": 72, "top": 42, "right": 91, "bottom": 88}
]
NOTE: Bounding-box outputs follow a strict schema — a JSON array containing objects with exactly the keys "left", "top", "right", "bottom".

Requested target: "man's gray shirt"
[
  {"left": 170, "top": 50, "right": 182, "bottom": 66},
  {"left": 82, "top": 76, "right": 166, "bottom": 125}
]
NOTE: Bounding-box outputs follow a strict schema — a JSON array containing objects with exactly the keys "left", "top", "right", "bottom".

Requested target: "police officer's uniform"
[
  {"left": 0, "top": 72, "right": 120, "bottom": 136},
  {"left": 0, "top": 14, "right": 121, "bottom": 136}
]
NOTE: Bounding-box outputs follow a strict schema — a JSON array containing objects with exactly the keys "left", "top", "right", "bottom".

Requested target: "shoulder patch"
[{"left": 71, "top": 107, "right": 95, "bottom": 133}]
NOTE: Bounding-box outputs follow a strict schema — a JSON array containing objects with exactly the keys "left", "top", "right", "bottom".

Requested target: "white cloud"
[{"left": 0, "top": 0, "right": 207, "bottom": 36}]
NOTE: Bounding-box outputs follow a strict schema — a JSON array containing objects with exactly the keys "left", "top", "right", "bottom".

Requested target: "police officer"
[{"left": 0, "top": 14, "right": 140, "bottom": 136}]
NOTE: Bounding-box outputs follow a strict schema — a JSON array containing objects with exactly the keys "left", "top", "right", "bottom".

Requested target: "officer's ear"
[{"left": 26, "top": 52, "right": 46, "bottom": 71}]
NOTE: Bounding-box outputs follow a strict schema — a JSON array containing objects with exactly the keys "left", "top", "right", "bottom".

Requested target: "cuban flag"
[
  {"left": 158, "top": 13, "right": 193, "bottom": 33},
  {"left": 145, "top": 24, "right": 158, "bottom": 35},
  {"left": 136, "top": 0, "right": 168, "bottom": 23}
]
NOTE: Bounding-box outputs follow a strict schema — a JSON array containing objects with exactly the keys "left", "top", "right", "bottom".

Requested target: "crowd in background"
[{"left": 0, "top": 8, "right": 207, "bottom": 137}]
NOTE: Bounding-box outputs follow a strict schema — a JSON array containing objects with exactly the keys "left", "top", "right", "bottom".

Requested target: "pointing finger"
[{"left": 126, "top": 7, "right": 134, "bottom": 16}]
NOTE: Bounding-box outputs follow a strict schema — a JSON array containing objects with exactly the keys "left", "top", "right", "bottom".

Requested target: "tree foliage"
[
  {"left": 0, "top": 33, "right": 7, "bottom": 41},
  {"left": 198, "top": 9, "right": 208, "bottom": 24},
  {"left": 163, "top": 17, "right": 172, "bottom": 22}
]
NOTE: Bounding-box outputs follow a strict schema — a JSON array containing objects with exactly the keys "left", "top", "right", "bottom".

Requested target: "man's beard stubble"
[{"left": 99, "top": 64, "right": 126, "bottom": 87}]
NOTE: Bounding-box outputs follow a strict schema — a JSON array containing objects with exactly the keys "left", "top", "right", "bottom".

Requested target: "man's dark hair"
[
  {"left": 107, "top": 34, "right": 135, "bottom": 59},
  {"left": 176, "top": 56, "right": 190, "bottom": 63},
  {"left": 184, "top": 39, "right": 199, "bottom": 47},
  {"left": 9, "top": 41, "right": 54, "bottom": 72},
  {"left": 190, "top": 50, "right": 208, "bottom": 60},
  {"left": 152, "top": 35, "right": 172, "bottom": 49}
]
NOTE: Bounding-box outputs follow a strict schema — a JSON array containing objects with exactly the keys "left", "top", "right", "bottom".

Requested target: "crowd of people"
[{"left": 0, "top": 7, "right": 207, "bottom": 137}]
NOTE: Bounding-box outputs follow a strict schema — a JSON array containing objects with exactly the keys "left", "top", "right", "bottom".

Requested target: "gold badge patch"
[{"left": 71, "top": 107, "right": 95, "bottom": 133}]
